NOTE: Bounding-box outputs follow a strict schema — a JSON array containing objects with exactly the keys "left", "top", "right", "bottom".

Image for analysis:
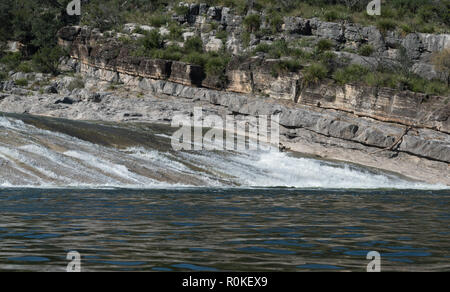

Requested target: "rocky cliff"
[
  {"left": 58, "top": 24, "right": 450, "bottom": 134},
  {"left": 2, "top": 4, "right": 449, "bottom": 185}
]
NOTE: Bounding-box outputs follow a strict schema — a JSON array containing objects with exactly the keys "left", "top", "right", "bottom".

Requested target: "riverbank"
[{"left": 0, "top": 70, "right": 449, "bottom": 186}]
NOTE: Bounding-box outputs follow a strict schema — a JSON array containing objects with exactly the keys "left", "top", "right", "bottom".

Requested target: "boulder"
[
  {"left": 225, "top": 34, "right": 243, "bottom": 55},
  {"left": 283, "top": 17, "right": 312, "bottom": 35},
  {"left": 207, "top": 7, "right": 222, "bottom": 21},
  {"left": 362, "top": 26, "right": 385, "bottom": 52},
  {"left": 412, "top": 63, "right": 442, "bottom": 81},
  {"left": 402, "top": 33, "right": 425, "bottom": 60},
  {"left": 312, "top": 20, "right": 344, "bottom": 42},
  {"left": 205, "top": 37, "right": 224, "bottom": 52},
  {"left": 183, "top": 31, "right": 196, "bottom": 41}
]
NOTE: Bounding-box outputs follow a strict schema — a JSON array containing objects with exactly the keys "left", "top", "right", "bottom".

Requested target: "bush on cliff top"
[
  {"left": 303, "top": 63, "right": 328, "bottom": 86},
  {"left": 332, "top": 64, "right": 449, "bottom": 96}
]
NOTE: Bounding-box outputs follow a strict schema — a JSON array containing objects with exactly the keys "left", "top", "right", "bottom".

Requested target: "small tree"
[
  {"left": 243, "top": 14, "right": 261, "bottom": 33},
  {"left": 140, "top": 30, "right": 163, "bottom": 51},
  {"left": 32, "top": 46, "right": 65, "bottom": 75}
]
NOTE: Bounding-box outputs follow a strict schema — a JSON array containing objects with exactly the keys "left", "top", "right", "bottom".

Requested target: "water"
[
  {"left": 0, "top": 113, "right": 449, "bottom": 271},
  {"left": 0, "top": 188, "right": 448, "bottom": 272}
]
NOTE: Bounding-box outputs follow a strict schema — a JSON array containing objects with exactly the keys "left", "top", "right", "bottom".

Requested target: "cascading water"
[
  {"left": 1, "top": 113, "right": 449, "bottom": 273},
  {"left": 0, "top": 113, "right": 446, "bottom": 189}
]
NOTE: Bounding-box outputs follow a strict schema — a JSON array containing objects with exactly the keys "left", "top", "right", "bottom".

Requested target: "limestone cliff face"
[
  {"left": 299, "top": 83, "right": 449, "bottom": 133},
  {"left": 58, "top": 26, "right": 449, "bottom": 135},
  {"left": 55, "top": 25, "right": 450, "bottom": 166}
]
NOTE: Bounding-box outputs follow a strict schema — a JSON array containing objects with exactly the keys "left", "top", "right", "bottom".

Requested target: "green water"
[{"left": 0, "top": 188, "right": 448, "bottom": 272}]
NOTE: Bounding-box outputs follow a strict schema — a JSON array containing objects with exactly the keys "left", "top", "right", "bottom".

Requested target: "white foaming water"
[{"left": 0, "top": 116, "right": 447, "bottom": 189}]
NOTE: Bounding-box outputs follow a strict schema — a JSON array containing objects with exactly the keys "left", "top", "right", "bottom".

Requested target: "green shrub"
[
  {"left": 241, "top": 31, "right": 251, "bottom": 48},
  {"left": 324, "top": 10, "right": 339, "bottom": 22},
  {"left": 376, "top": 19, "right": 397, "bottom": 32},
  {"left": 205, "top": 56, "right": 229, "bottom": 78},
  {"left": 205, "top": 54, "right": 230, "bottom": 85},
  {"left": 168, "top": 23, "right": 183, "bottom": 41},
  {"left": 253, "top": 40, "right": 291, "bottom": 58},
  {"left": 333, "top": 64, "right": 370, "bottom": 85},
  {"left": 133, "top": 26, "right": 149, "bottom": 35},
  {"left": 216, "top": 30, "right": 228, "bottom": 42},
  {"left": 149, "top": 15, "right": 169, "bottom": 27},
  {"left": 184, "top": 36, "right": 203, "bottom": 52},
  {"left": 364, "top": 72, "right": 382, "bottom": 87},
  {"left": 67, "top": 77, "right": 85, "bottom": 91},
  {"left": 0, "top": 52, "right": 22, "bottom": 71},
  {"left": 254, "top": 43, "right": 271, "bottom": 54},
  {"left": 140, "top": 30, "right": 163, "bottom": 51},
  {"left": 16, "top": 61, "right": 34, "bottom": 73},
  {"left": 271, "top": 59, "right": 302, "bottom": 77},
  {"left": 400, "top": 24, "right": 413, "bottom": 34},
  {"left": 182, "top": 51, "right": 208, "bottom": 66},
  {"left": 243, "top": 14, "right": 261, "bottom": 33},
  {"left": 303, "top": 63, "right": 328, "bottom": 85},
  {"left": 151, "top": 45, "right": 183, "bottom": 61},
  {"left": 174, "top": 5, "right": 189, "bottom": 17},
  {"left": 15, "top": 78, "right": 28, "bottom": 87},
  {"left": 32, "top": 46, "right": 65, "bottom": 75},
  {"left": 316, "top": 39, "right": 334, "bottom": 52},
  {"left": 0, "top": 72, "right": 7, "bottom": 81},
  {"left": 118, "top": 35, "right": 133, "bottom": 45},
  {"left": 184, "top": 36, "right": 203, "bottom": 53},
  {"left": 270, "top": 13, "right": 283, "bottom": 33},
  {"left": 358, "top": 44, "right": 374, "bottom": 56},
  {"left": 318, "top": 51, "right": 336, "bottom": 63},
  {"left": 423, "top": 80, "right": 448, "bottom": 95}
]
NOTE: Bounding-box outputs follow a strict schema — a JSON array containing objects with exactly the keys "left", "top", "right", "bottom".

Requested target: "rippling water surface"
[
  {"left": 0, "top": 188, "right": 448, "bottom": 272},
  {"left": 0, "top": 113, "right": 448, "bottom": 271}
]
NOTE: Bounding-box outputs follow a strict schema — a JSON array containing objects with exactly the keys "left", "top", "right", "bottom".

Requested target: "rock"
[
  {"left": 189, "top": 3, "right": 200, "bottom": 16},
  {"left": 0, "top": 81, "right": 15, "bottom": 91},
  {"left": 412, "top": 63, "right": 443, "bottom": 81},
  {"left": 159, "top": 27, "right": 170, "bottom": 37},
  {"left": 418, "top": 33, "right": 450, "bottom": 53},
  {"left": 168, "top": 61, "right": 205, "bottom": 86},
  {"left": 362, "top": 26, "right": 385, "bottom": 52},
  {"left": 57, "top": 26, "right": 81, "bottom": 41},
  {"left": 139, "top": 59, "right": 172, "bottom": 80},
  {"left": 283, "top": 17, "right": 312, "bottom": 35},
  {"left": 312, "top": 20, "right": 343, "bottom": 42},
  {"left": 123, "top": 23, "right": 138, "bottom": 34},
  {"left": 226, "top": 33, "right": 243, "bottom": 55},
  {"left": 223, "top": 14, "right": 243, "bottom": 31},
  {"left": 334, "top": 51, "right": 379, "bottom": 69},
  {"left": 55, "top": 97, "right": 75, "bottom": 105},
  {"left": 400, "top": 129, "right": 450, "bottom": 163},
  {"left": 139, "top": 25, "right": 155, "bottom": 32},
  {"left": 11, "top": 72, "right": 28, "bottom": 81},
  {"left": 221, "top": 7, "right": 232, "bottom": 25},
  {"left": 344, "top": 24, "right": 363, "bottom": 43},
  {"left": 182, "top": 31, "right": 196, "bottom": 41},
  {"left": 130, "top": 33, "right": 145, "bottom": 40},
  {"left": 199, "top": 3, "right": 209, "bottom": 15},
  {"left": 205, "top": 37, "right": 224, "bottom": 52},
  {"left": 43, "top": 84, "right": 58, "bottom": 94},
  {"left": 5, "top": 41, "right": 24, "bottom": 53},
  {"left": 384, "top": 30, "right": 402, "bottom": 48},
  {"left": 207, "top": 7, "right": 222, "bottom": 21},
  {"left": 402, "top": 33, "right": 424, "bottom": 60}
]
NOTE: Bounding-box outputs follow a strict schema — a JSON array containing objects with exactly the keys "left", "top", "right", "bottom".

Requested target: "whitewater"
[{"left": 0, "top": 114, "right": 447, "bottom": 190}]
